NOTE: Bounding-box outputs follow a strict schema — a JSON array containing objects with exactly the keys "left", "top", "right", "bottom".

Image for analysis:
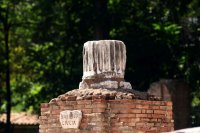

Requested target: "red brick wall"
[{"left": 40, "top": 97, "right": 174, "bottom": 133}]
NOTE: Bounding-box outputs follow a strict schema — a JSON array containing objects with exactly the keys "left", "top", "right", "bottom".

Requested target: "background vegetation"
[{"left": 0, "top": 0, "right": 199, "bottom": 127}]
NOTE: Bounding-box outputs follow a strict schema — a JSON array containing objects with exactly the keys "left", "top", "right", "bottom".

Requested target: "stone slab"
[{"left": 59, "top": 110, "right": 82, "bottom": 129}]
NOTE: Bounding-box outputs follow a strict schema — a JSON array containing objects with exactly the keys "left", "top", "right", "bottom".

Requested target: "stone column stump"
[{"left": 79, "top": 40, "right": 132, "bottom": 90}]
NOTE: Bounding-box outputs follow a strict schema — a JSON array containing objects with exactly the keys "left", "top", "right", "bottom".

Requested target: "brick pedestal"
[
  {"left": 39, "top": 40, "right": 174, "bottom": 133},
  {"left": 40, "top": 96, "right": 173, "bottom": 133}
]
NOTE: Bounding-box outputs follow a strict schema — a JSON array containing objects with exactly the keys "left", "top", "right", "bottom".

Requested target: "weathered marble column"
[{"left": 79, "top": 40, "right": 132, "bottom": 89}]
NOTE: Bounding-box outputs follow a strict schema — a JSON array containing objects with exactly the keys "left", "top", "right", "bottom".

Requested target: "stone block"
[
  {"left": 120, "top": 81, "right": 132, "bottom": 89},
  {"left": 59, "top": 110, "right": 82, "bottom": 129}
]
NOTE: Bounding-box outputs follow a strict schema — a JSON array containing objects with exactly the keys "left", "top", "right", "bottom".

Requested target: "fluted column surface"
[{"left": 83, "top": 40, "right": 126, "bottom": 79}]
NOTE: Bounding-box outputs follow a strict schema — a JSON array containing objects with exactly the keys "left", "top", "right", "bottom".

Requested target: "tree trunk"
[
  {"left": 4, "top": 5, "right": 11, "bottom": 133},
  {"left": 94, "top": 0, "right": 109, "bottom": 39}
]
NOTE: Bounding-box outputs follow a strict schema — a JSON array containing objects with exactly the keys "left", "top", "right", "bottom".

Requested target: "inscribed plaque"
[{"left": 59, "top": 110, "right": 82, "bottom": 129}]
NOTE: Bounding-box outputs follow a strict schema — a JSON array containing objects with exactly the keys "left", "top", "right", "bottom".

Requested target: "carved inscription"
[{"left": 59, "top": 110, "right": 82, "bottom": 129}]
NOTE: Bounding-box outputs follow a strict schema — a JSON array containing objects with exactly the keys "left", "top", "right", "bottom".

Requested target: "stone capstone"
[
  {"left": 90, "top": 81, "right": 118, "bottom": 89},
  {"left": 79, "top": 80, "right": 132, "bottom": 90}
]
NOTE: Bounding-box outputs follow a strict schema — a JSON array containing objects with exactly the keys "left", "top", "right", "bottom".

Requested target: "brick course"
[{"left": 40, "top": 98, "right": 173, "bottom": 133}]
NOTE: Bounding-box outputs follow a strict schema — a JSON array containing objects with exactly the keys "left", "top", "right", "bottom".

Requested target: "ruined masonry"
[
  {"left": 79, "top": 40, "right": 132, "bottom": 90},
  {"left": 39, "top": 40, "right": 174, "bottom": 133}
]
